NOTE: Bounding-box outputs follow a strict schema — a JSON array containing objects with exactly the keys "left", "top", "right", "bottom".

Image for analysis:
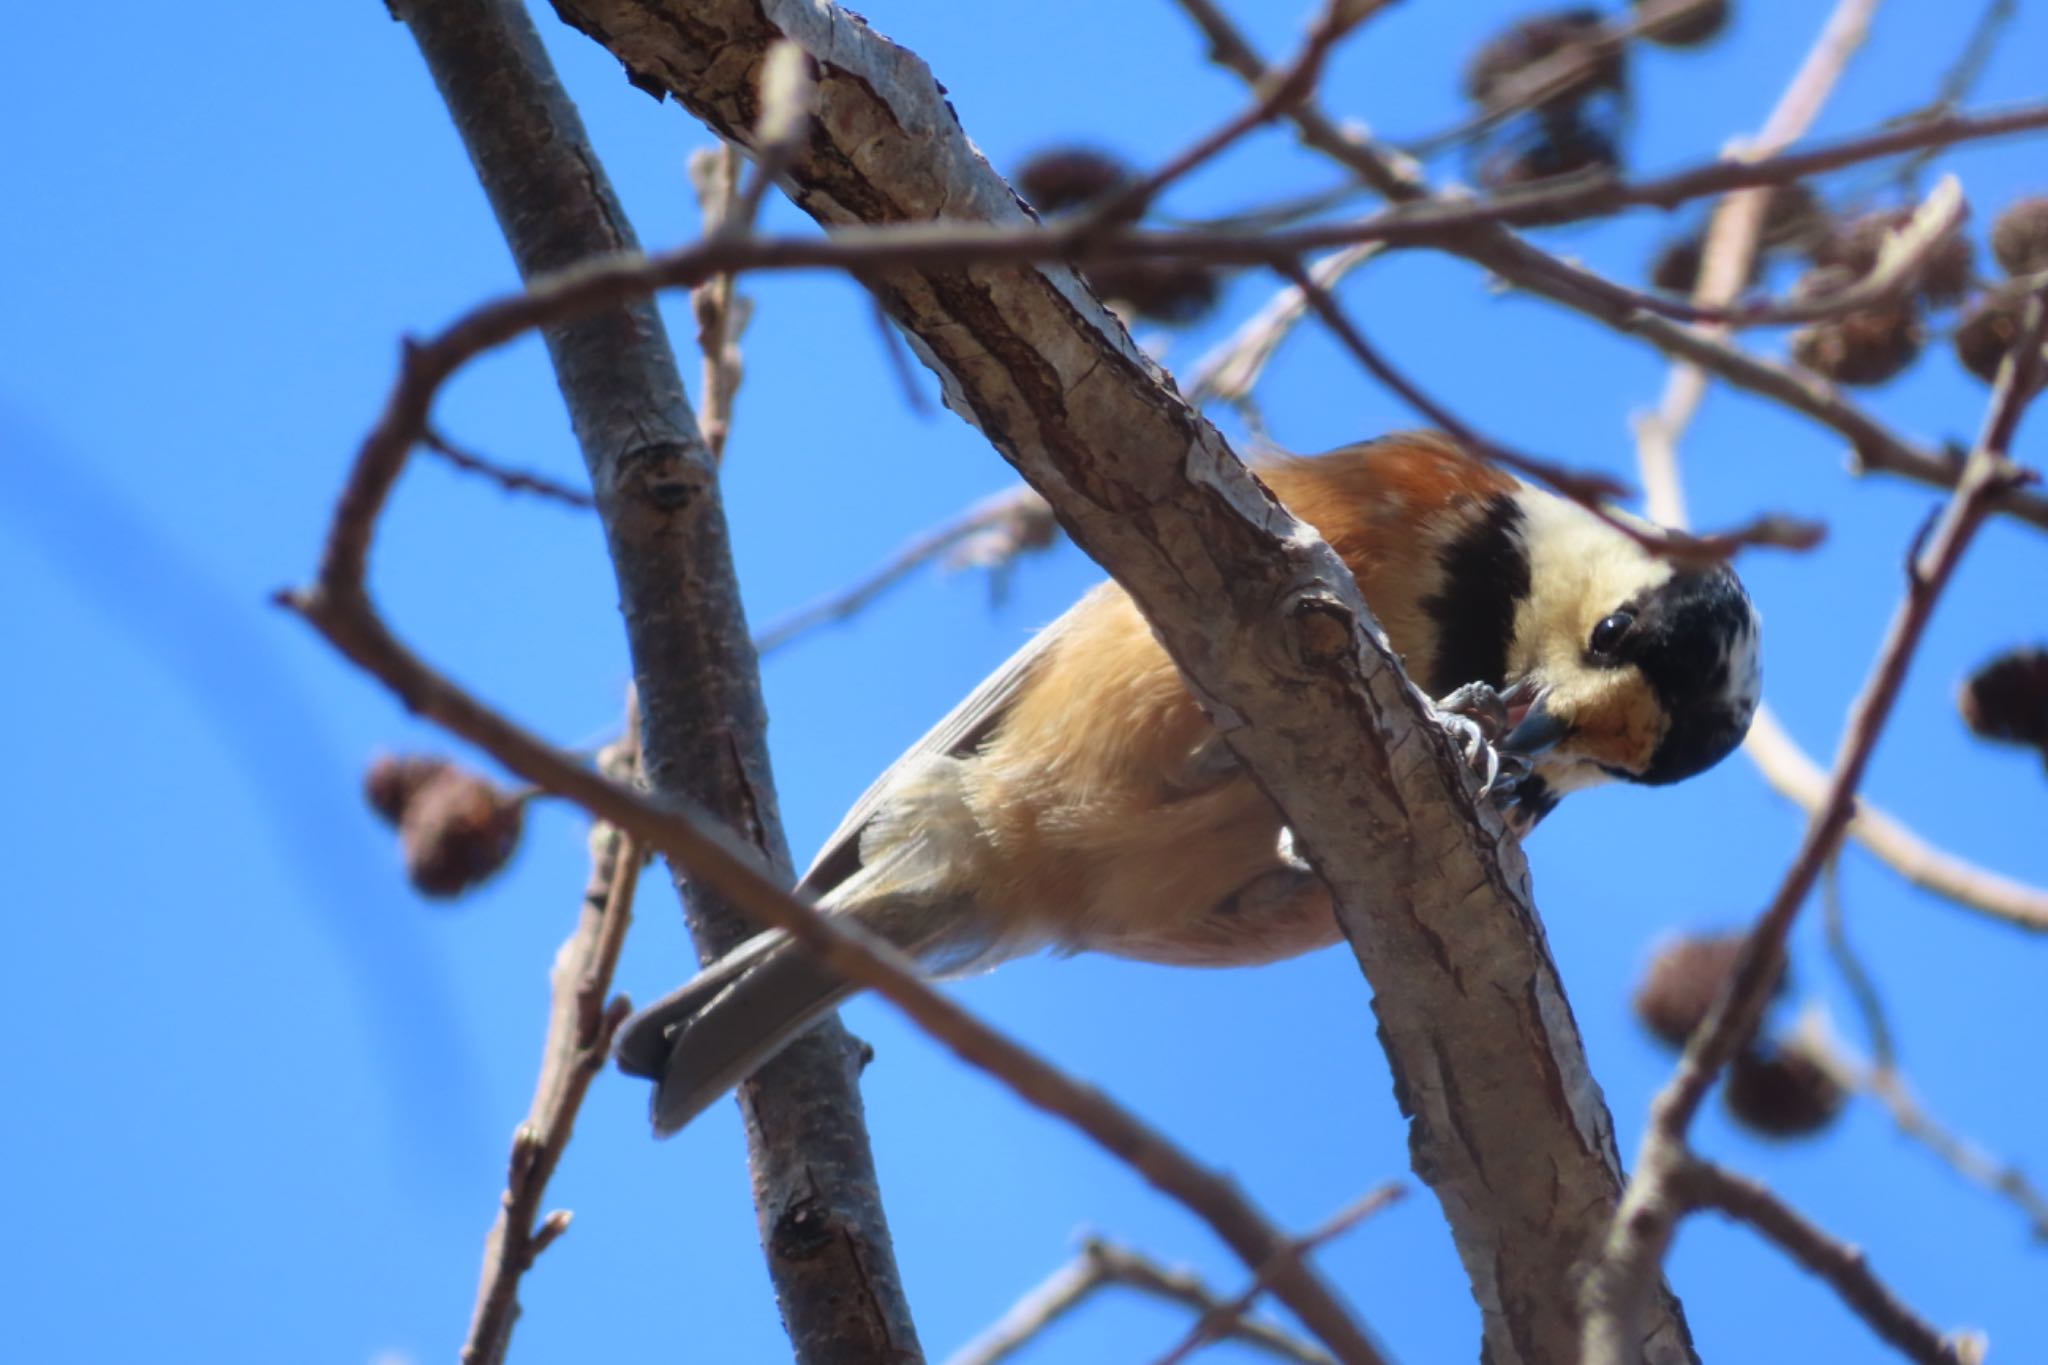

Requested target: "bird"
[{"left": 615, "top": 430, "right": 1762, "bottom": 1134}]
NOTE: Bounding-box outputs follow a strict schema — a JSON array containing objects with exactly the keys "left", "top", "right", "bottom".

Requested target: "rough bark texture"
[
  {"left": 395, "top": 2, "right": 924, "bottom": 1360},
  {"left": 542, "top": 2, "right": 1696, "bottom": 1361}
]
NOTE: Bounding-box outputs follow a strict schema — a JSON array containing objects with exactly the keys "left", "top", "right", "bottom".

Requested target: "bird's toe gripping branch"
[{"left": 1430, "top": 680, "right": 1530, "bottom": 800}]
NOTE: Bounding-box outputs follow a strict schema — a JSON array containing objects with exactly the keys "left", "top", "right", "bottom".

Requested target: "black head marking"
[
  {"left": 1504, "top": 772, "right": 1561, "bottom": 834},
  {"left": 1423, "top": 493, "right": 1531, "bottom": 698},
  {"left": 1611, "top": 566, "right": 1761, "bottom": 785}
]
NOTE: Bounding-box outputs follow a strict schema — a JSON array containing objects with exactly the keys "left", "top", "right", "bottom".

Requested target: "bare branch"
[
  {"left": 1745, "top": 705, "right": 2048, "bottom": 930},
  {"left": 1819, "top": 855, "right": 1897, "bottom": 1071},
  {"left": 388, "top": 1, "right": 921, "bottom": 1359},
  {"left": 1161, "top": 0, "right": 2048, "bottom": 532},
  {"left": 1149, "top": 1184, "right": 1404, "bottom": 1365},
  {"left": 729, "top": 40, "right": 816, "bottom": 229},
  {"left": 1638, "top": 0, "right": 1882, "bottom": 485},
  {"left": 1797, "top": 1010, "right": 2048, "bottom": 1243},
  {"left": 686, "top": 144, "right": 750, "bottom": 462},
  {"left": 1187, "top": 242, "right": 1382, "bottom": 410},
  {"left": 754, "top": 486, "right": 1056, "bottom": 656},
  {"left": 1674, "top": 1161, "right": 1979, "bottom": 1365},
  {"left": 1584, "top": 288, "right": 2046, "bottom": 1363},
  {"left": 947, "top": 1236, "right": 1342, "bottom": 1365},
  {"left": 421, "top": 427, "right": 596, "bottom": 509},
  {"left": 1889, "top": 0, "right": 2015, "bottom": 193},
  {"left": 279, "top": 586, "right": 1388, "bottom": 1365},
  {"left": 462, "top": 726, "right": 643, "bottom": 1365},
  {"left": 1281, "top": 259, "right": 1824, "bottom": 561}
]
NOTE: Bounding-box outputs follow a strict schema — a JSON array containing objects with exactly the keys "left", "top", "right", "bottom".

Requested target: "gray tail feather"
[
  {"left": 613, "top": 928, "right": 785, "bottom": 1081},
  {"left": 647, "top": 939, "right": 863, "bottom": 1136},
  {"left": 619, "top": 881, "right": 980, "bottom": 1136}
]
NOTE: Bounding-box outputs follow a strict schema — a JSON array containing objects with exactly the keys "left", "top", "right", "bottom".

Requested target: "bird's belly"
[{"left": 993, "top": 779, "right": 1342, "bottom": 968}]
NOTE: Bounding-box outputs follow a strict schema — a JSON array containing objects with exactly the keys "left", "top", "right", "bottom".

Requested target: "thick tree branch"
[
  {"left": 388, "top": 2, "right": 921, "bottom": 1360},
  {"left": 540, "top": 3, "right": 1696, "bottom": 1360}
]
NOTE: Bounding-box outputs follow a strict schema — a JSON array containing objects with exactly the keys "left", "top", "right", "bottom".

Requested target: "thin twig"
[
  {"left": 945, "top": 1236, "right": 1338, "bottom": 1365},
  {"left": 1674, "top": 1161, "right": 1979, "bottom": 1365},
  {"left": 1819, "top": 855, "right": 1897, "bottom": 1070},
  {"left": 688, "top": 144, "right": 751, "bottom": 462},
  {"left": 1889, "top": 0, "right": 2016, "bottom": 195},
  {"left": 1585, "top": 287, "right": 2046, "bottom": 1363},
  {"left": 1743, "top": 705, "right": 2048, "bottom": 930},
  {"left": 283, "top": 582, "right": 1387, "bottom": 1365},
  {"left": 1624, "top": 1, "right": 2048, "bottom": 932},
  {"left": 1165, "top": 0, "right": 2048, "bottom": 528},
  {"left": 1188, "top": 242, "right": 1382, "bottom": 411},
  {"left": 728, "top": 40, "right": 816, "bottom": 229},
  {"left": 1085, "top": 0, "right": 1388, "bottom": 230},
  {"left": 752, "top": 485, "right": 1057, "bottom": 655},
  {"left": 290, "top": 313, "right": 1390, "bottom": 1364},
  {"left": 462, "top": 723, "right": 644, "bottom": 1365},
  {"left": 1397, "top": 0, "right": 1726, "bottom": 160},
  {"left": 1149, "top": 1183, "right": 1405, "bottom": 1365},
  {"left": 421, "top": 427, "right": 594, "bottom": 509},
  {"left": 1797, "top": 1010, "right": 2048, "bottom": 1243},
  {"left": 1281, "top": 259, "right": 1823, "bottom": 560}
]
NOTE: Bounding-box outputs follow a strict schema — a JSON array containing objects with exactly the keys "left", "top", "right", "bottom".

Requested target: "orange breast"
[{"left": 962, "top": 432, "right": 1518, "bottom": 963}]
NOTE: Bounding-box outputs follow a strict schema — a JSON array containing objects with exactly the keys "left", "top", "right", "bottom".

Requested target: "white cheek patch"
[{"left": 1508, "top": 494, "right": 1676, "bottom": 678}]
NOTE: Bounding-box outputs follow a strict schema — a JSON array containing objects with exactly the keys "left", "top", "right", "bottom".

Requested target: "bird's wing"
[{"left": 795, "top": 603, "right": 1082, "bottom": 900}]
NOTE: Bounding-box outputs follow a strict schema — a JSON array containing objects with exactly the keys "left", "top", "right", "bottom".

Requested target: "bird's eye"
[{"left": 1589, "top": 611, "right": 1635, "bottom": 656}]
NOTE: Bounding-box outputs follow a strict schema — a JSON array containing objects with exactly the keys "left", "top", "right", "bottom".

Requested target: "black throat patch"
[{"left": 1421, "top": 493, "right": 1531, "bottom": 699}]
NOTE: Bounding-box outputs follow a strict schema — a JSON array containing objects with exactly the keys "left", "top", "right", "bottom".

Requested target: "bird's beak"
[{"left": 1500, "top": 690, "right": 1570, "bottom": 758}]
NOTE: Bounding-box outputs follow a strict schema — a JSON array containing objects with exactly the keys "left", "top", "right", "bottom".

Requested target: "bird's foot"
[{"left": 1431, "top": 681, "right": 1530, "bottom": 800}]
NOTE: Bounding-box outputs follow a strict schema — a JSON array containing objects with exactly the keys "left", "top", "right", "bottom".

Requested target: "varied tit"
[{"left": 616, "top": 431, "right": 1761, "bottom": 1134}]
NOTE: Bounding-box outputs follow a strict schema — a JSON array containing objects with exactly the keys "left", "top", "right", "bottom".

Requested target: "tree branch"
[
  {"left": 945, "top": 1237, "right": 1338, "bottom": 1365},
  {"left": 1797, "top": 1010, "right": 2048, "bottom": 1244},
  {"left": 539, "top": 3, "right": 1697, "bottom": 1359},
  {"left": 388, "top": 2, "right": 921, "bottom": 1359},
  {"left": 462, "top": 722, "right": 642, "bottom": 1365},
  {"left": 1744, "top": 705, "right": 2048, "bottom": 929},
  {"left": 1674, "top": 1161, "right": 1979, "bottom": 1365},
  {"left": 1163, "top": 0, "right": 2048, "bottom": 531},
  {"left": 1583, "top": 288, "right": 2046, "bottom": 1363},
  {"left": 1149, "top": 1184, "right": 1404, "bottom": 1365}
]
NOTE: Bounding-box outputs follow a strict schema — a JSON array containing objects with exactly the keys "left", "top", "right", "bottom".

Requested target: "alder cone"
[
  {"left": 399, "top": 767, "right": 526, "bottom": 899},
  {"left": 1990, "top": 195, "right": 2048, "bottom": 278},
  {"left": 1015, "top": 146, "right": 1134, "bottom": 217},
  {"left": 1633, "top": 932, "right": 1783, "bottom": 1050},
  {"left": 1813, "top": 208, "right": 1975, "bottom": 309},
  {"left": 1958, "top": 647, "right": 2048, "bottom": 756},
  {"left": 1634, "top": 0, "right": 1731, "bottom": 48},
  {"left": 1477, "top": 117, "right": 1621, "bottom": 191},
  {"left": 1465, "top": 9, "right": 1622, "bottom": 113},
  {"left": 1791, "top": 305, "right": 1925, "bottom": 387},
  {"left": 1085, "top": 259, "right": 1222, "bottom": 326},
  {"left": 364, "top": 753, "right": 450, "bottom": 826},
  {"left": 1953, "top": 289, "right": 2047, "bottom": 391},
  {"left": 1725, "top": 1040, "right": 1846, "bottom": 1138}
]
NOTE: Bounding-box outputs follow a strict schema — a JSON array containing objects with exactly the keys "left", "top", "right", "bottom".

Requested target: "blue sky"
[{"left": 5, "top": 2, "right": 2047, "bottom": 1362}]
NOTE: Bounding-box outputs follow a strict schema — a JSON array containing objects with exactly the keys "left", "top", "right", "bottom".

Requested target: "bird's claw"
[{"left": 1431, "top": 682, "right": 1529, "bottom": 800}]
